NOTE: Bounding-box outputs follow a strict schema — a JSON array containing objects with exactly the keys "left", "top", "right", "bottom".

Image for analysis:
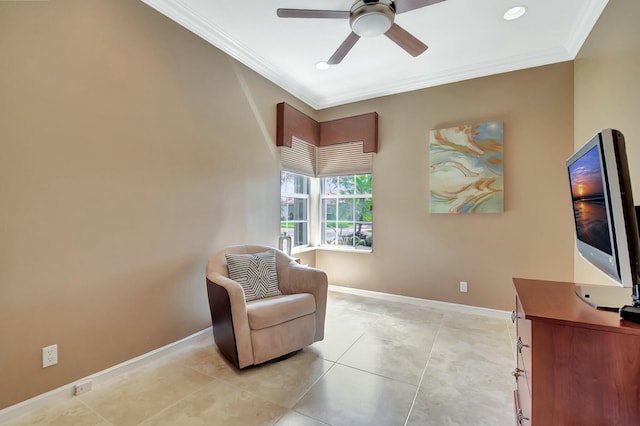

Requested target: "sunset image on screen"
[
  {"left": 569, "top": 146, "right": 605, "bottom": 200},
  {"left": 568, "top": 145, "right": 612, "bottom": 255}
]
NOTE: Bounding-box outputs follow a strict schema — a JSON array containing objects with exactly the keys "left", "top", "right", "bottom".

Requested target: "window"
[
  {"left": 321, "top": 174, "right": 372, "bottom": 250},
  {"left": 280, "top": 171, "right": 309, "bottom": 247}
]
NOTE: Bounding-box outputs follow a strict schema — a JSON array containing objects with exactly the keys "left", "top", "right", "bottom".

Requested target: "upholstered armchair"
[{"left": 205, "top": 245, "right": 328, "bottom": 369}]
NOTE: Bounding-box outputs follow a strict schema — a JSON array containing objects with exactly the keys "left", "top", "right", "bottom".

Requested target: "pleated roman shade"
[
  {"left": 317, "top": 141, "right": 373, "bottom": 177},
  {"left": 279, "top": 137, "right": 317, "bottom": 177}
]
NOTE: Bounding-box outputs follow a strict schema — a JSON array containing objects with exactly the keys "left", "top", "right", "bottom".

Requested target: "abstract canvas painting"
[{"left": 429, "top": 121, "right": 504, "bottom": 213}]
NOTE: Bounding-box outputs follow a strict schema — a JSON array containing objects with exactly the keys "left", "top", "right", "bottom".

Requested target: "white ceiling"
[{"left": 141, "top": 0, "right": 608, "bottom": 110}]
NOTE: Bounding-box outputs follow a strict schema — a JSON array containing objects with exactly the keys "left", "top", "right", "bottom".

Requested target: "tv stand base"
[{"left": 619, "top": 304, "right": 640, "bottom": 323}]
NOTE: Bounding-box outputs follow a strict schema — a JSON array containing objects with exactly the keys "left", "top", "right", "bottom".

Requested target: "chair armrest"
[
  {"left": 209, "top": 274, "right": 246, "bottom": 303},
  {"left": 279, "top": 263, "right": 328, "bottom": 341},
  {"left": 207, "top": 274, "right": 254, "bottom": 368}
]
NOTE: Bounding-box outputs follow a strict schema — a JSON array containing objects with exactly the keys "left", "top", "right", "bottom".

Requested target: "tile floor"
[{"left": 5, "top": 290, "right": 517, "bottom": 426}]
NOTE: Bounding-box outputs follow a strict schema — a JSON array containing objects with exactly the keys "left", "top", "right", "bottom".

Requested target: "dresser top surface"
[{"left": 513, "top": 278, "right": 640, "bottom": 335}]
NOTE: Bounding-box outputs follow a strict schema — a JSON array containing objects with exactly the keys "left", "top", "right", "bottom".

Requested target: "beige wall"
[
  {"left": 1, "top": 0, "right": 578, "bottom": 410},
  {"left": 316, "top": 63, "right": 576, "bottom": 310},
  {"left": 0, "top": 0, "right": 310, "bottom": 409},
  {"left": 573, "top": 0, "right": 640, "bottom": 285}
]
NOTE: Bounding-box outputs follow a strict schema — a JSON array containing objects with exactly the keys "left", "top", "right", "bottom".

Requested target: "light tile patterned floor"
[{"left": 5, "top": 291, "right": 517, "bottom": 426}]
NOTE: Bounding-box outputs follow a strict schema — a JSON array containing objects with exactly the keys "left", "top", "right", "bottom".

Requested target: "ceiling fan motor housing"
[{"left": 350, "top": 0, "right": 396, "bottom": 37}]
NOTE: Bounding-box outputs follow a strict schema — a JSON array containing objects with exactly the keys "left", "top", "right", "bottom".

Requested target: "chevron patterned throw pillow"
[{"left": 225, "top": 250, "right": 281, "bottom": 302}]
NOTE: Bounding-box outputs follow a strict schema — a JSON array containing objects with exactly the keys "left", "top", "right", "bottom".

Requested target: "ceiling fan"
[{"left": 277, "top": 0, "right": 446, "bottom": 65}]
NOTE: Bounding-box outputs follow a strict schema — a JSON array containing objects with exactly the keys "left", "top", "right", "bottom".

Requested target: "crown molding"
[
  {"left": 315, "top": 46, "right": 573, "bottom": 108},
  {"left": 140, "top": 0, "right": 323, "bottom": 108},
  {"left": 140, "top": 0, "right": 605, "bottom": 110},
  {"left": 564, "top": 0, "right": 609, "bottom": 57}
]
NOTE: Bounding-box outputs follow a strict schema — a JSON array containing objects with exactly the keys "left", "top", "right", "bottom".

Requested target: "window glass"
[
  {"left": 323, "top": 176, "right": 339, "bottom": 196},
  {"left": 355, "top": 174, "right": 372, "bottom": 195},
  {"left": 323, "top": 198, "right": 336, "bottom": 221},
  {"left": 339, "top": 176, "right": 355, "bottom": 195},
  {"left": 338, "top": 199, "right": 353, "bottom": 222}
]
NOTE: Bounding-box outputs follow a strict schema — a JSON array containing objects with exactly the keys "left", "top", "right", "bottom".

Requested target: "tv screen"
[
  {"left": 568, "top": 145, "right": 613, "bottom": 256},
  {"left": 567, "top": 129, "right": 639, "bottom": 291}
]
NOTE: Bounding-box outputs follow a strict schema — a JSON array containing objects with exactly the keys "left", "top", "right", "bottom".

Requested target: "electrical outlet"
[
  {"left": 74, "top": 379, "right": 93, "bottom": 395},
  {"left": 460, "top": 281, "right": 468, "bottom": 293},
  {"left": 42, "top": 344, "right": 58, "bottom": 368}
]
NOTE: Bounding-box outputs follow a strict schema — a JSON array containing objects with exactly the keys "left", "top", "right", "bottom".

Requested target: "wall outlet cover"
[{"left": 42, "top": 344, "right": 58, "bottom": 368}]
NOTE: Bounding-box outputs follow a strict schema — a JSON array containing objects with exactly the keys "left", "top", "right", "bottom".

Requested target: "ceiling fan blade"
[
  {"left": 327, "top": 32, "right": 361, "bottom": 65},
  {"left": 393, "top": 0, "right": 446, "bottom": 15},
  {"left": 384, "top": 23, "right": 428, "bottom": 57},
  {"left": 276, "top": 9, "right": 350, "bottom": 19}
]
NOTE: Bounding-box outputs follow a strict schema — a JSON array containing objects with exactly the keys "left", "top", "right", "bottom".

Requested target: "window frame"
[
  {"left": 280, "top": 171, "right": 311, "bottom": 249},
  {"left": 320, "top": 174, "right": 373, "bottom": 251}
]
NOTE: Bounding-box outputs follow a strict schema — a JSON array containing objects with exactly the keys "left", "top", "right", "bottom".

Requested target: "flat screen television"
[{"left": 567, "top": 129, "right": 640, "bottom": 307}]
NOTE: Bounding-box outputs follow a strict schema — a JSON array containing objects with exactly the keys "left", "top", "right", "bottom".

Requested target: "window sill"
[
  {"left": 291, "top": 245, "right": 373, "bottom": 255},
  {"left": 290, "top": 246, "right": 317, "bottom": 255},
  {"left": 318, "top": 246, "right": 373, "bottom": 254}
]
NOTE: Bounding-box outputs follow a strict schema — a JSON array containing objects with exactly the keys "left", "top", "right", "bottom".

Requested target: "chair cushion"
[
  {"left": 225, "top": 250, "right": 281, "bottom": 302},
  {"left": 246, "top": 293, "right": 316, "bottom": 330}
]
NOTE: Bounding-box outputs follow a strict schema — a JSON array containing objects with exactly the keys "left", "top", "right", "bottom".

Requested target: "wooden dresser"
[{"left": 512, "top": 278, "right": 640, "bottom": 425}]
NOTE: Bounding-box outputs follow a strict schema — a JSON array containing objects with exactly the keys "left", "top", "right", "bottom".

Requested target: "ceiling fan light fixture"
[
  {"left": 316, "top": 61, "right": 330, "bottom": 70},
  {"left": 350, "top": 0, "right": 395, "bottom": 37},
  {"left": 276, "top": 0, "right": 438, "bottom": 65},
  {"left": 503, "top": 5, "right": 527, "bottom": 21}
]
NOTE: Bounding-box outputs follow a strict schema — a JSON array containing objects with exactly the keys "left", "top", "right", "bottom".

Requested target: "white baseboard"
[
  {"left": 329, "top": 284, "right": 512, "bottom": 319},
  {"left": 0, "top": 327, "right": 212, "bottom": 424}
]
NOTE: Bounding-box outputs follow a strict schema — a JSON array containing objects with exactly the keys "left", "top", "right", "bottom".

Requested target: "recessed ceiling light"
[
  {"left": 316, "top": 61, "right": 330, "bottom": 71},
  {"left": 504, "top": 6, "right": 527, "bottom": 21}
]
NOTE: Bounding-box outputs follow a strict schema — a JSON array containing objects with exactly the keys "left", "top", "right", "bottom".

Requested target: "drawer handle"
[
  {"left": 517, "top": 409, "right": 530, "bottom": 424},
  {"left": 511, "top": 310, "right": 517, "bottom": 323},
  {"left": 512, "top": 368, "right": 524, "bottom": 381},
  {"left": 517, "top": 337, "right": 529, "bottom": 353}
]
